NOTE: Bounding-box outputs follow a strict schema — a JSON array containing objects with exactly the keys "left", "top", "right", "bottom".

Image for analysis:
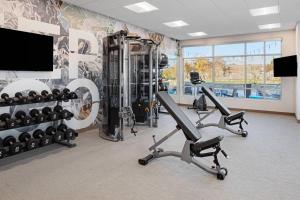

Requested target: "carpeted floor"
[{"left": 0, "top": 108, "right": 300, "bottom": 200}]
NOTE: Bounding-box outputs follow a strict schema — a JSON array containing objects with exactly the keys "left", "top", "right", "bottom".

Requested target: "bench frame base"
[
  {"left": 138, "top": 128, "right": 228, "bottom": 180},
  {"left": 196, "top": 109, "right": 248, "bottom": 137}
]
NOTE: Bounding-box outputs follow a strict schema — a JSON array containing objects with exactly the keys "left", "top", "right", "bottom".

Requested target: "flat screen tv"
[
  {"left": 0, "top": 28, "right": 53, "bottom": 71},
  {"left": 273, "top": 55, "right": 297, "bottom": 77}
]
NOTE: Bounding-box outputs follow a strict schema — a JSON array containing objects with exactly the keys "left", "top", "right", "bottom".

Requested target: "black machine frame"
[{"left": 101, "top": 30, "right": 161, "bottom": 142}]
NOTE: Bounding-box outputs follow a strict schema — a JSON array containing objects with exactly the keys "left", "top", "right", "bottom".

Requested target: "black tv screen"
[
  {"left": 0, "top": 28, "right": 53, "bottom": 71},
  {"left": 273, "top": 55, "right": 297, "bottom": 77}
]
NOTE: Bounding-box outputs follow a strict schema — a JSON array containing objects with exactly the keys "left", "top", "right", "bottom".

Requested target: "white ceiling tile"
[
  {"left": 82, "top": 0, "right": 140, "bottom": 12},
  {"left": 244, "top": 0, "right": 278, "bottom": 9},
  {"left": 211, "top": 0, "right": 248, "bottom": 13},
  {"left": 254, "top": 15, "right": 281, "bottom": 25},
  {"left": 279, "top": 0, "right": 300, "bottom": 22}
]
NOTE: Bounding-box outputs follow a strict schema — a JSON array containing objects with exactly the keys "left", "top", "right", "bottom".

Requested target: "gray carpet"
[{"left": 0, "top": 108, "right": 300, "bottom": 200}]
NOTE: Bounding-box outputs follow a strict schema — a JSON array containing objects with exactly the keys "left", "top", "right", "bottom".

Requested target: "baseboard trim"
[
  {"left": 178, "top": 103, "right": 294, "bottom": 116},
  {"left": 234, "top": 108, "right": 294, "bottom": 116}
]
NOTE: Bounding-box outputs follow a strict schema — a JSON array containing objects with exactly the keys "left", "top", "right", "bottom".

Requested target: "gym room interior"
[{"left": 0, "top": 0, "right": 300, "bottom": 199}]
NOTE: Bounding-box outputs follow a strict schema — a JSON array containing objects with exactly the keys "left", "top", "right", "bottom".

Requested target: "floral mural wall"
[{"left": 0, "top": 0, "right": 178, "bottom": 137}]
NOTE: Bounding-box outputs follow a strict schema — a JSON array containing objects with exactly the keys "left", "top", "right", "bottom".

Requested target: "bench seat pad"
[
  {"left": 191, "top": 136, "right": 224, "bottom": 152},
  {"left": 225, "top": 111, "right": 245, "bottom": 123}
]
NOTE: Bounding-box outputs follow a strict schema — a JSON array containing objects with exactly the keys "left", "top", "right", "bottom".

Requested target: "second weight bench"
[{"left": 196, "top": 86, "right": 248, "bottom": 137}]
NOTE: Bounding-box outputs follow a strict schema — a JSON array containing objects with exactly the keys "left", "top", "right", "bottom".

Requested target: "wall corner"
[{"left": 296, "top": 24, "right": 300, "bottom": 120}]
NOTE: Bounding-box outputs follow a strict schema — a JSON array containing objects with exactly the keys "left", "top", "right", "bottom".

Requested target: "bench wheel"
[
  {"left": 217, "top": 168, "right": 228, "bottom": 180},
  {"left": 241, "top": 131, "right": 248, "bottom": 137},
  {"left": 217, "top": 173, "right": 225, "bottom": 180}
]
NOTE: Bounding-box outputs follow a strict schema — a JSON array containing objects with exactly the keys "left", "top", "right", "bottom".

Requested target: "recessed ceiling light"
[
  {"left": 188, "top": 32, "right": 207, "bottom": 37},
  {"left": 258, "top": 23, "right": 281, "bottom": 30},
  {"left": 250, "top": 6, "right": 279, "bottom": 16},
  {"left": 163, "top": 20, "right": 189, "bottom": 28},
  {"left": 124, "top": 1, "right": 158, "bottom": 13}
]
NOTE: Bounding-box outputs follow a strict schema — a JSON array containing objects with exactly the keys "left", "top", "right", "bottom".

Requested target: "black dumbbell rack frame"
[
  {"left": 0, "top": 96, "right": 77, "bottom": 107},
  {"left": 0, "top": 95, "right": 78, "bottom": 159}
]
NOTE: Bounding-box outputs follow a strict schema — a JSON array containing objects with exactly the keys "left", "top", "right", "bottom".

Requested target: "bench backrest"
[
  {"left": 201, "top": 86, "right": 231, "bottom": 116},
  {"left": 156, "top": 92, "right": 201, "bottom": 142}
]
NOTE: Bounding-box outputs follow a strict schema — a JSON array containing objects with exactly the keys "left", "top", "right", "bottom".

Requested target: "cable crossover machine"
[{"left": 101, "top": 30, "right": 166, "bottom": 141}]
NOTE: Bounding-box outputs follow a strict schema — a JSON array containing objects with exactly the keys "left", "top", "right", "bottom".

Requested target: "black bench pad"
[
  {"left": 191, "top": 136, "right": 224, "bottom": 152},
  {"left": 225, "top": 111, "right": 245, "bottom": 122},
  {"left": 201, "top": 86, "right": 231, "bottom": 116},
  {"left": 156, "top": 92, "right": 202, "bottom": 142}
]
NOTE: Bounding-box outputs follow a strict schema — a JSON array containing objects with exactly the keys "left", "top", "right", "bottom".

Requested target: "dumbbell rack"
[
  {"left": 53, "top": 100, "right": 77, "bottom": 148},
  {"left": 0, "top": 94, "right": 78, "bottom": 160}
]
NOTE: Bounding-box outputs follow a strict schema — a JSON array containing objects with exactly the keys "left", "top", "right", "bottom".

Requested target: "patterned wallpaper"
[{"left": 0, "top": 0, "right": 178, "bottom": 137}]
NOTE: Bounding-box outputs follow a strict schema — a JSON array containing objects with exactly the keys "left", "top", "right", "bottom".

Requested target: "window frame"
[
  {"left": 161, "top": 57, "right": 178, "bottom": 95},
  {"left": 181, "top": 38, "right": 283, "bottom": 100}
]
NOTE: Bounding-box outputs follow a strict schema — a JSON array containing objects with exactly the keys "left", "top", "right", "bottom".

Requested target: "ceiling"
[{"left": 63, "top": 0, "right": 300, "bottom": 40}]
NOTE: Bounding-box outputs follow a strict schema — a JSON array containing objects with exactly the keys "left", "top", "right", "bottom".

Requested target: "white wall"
[
  {"left": 296, "top": 25, "right": 300, "bottom": 120},
  {"left": 179, "top": 31, "right": 296, "bottom": 113}
]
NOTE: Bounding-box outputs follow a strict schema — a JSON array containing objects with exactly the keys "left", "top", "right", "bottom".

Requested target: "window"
[
  {"left": 184, "top": 58, "right": 213, "bottom": 82},
  {"left": 215, "top": 43, "right": 244, "bottom": 56},
  {"left": 214, "top": 57, "right": 245, "bottom": 84},
  {"left": 183, "top": 40, "right": 282, "bottom": 100},
  {"left": 265, "top": 41, "right": 281, "bottom": 54},
  {"left": 184, "top": 46, "right": 212, "bottom": 58},
  {"left": 161, "top": 57, "right": 177, "bottom": 95},
  {"left": 247, "top": 42, "right": 264, "bottom": 55},
  {"left": 246, "top": 56, "right": 264, "bottom": 84}
]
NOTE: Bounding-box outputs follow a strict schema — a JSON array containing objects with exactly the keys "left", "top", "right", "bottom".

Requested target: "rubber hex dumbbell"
[
  {"left": 3, "top": 136, "right": 23, "bottom": 155},
  {"left": 29, "top": 109, "right": 45, "bottom": 123},
  {"left": 46, "top": 126, "right": 64, "bottom": 142},
  {"left": 63, "top": 88, "right": 78, "bottom": 99},
  {"left": 42, "top": 107, "right": 58, "bottom": 121},
  {"left": 32, "top": 129, "right": 52, "bottom": 146},
  {"left": 0, "top": 137, "right": 6, "bottom": 159},
  {"left": 28, "top": 91, "right": 43, "bottom": 102},
  {"left": 1, "top": 93, "right": 14, "bottom": 105},
  {"left": 15, "top": 92, "right": 28, "bottom": 104},
  {"left": 52, "top": 89, "right": 67, "bottom": 101},
  {"left": 57, "top": 124, "right": 78, "bottom": 140},
  {"left": 41, "top": 90, "right": 54, "bottom": 101},
  {"left": 18, "top": 132, "right": 39, "bottom": 151},
  {"left": 0, "top": 113, "right": 16, "bottom": 128},
  {"left": 15, "top": 111, "right": 31, "bottom": 126},
  {"left": 54, "top": 105, "right": 74, "bottom": 120}
]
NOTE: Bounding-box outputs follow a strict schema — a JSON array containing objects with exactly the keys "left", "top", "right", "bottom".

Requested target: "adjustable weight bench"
[
  {"left": 138, "top": 92, "right": 229, "bottom": 180},
  {"left": 196, "top": 86, "right": 248, "bottom": 137}
]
